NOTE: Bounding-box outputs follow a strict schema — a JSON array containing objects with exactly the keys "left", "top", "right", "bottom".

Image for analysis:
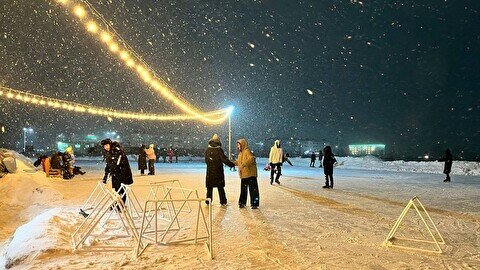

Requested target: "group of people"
[
  {"left": 205, "top": 134, "right": 259, "bottom": 208},
  {"left": 137, "top": 144, "right": 180, "bottom": 176},
  {"left": 98, "top": 136, "right": 455, "bottom": 212},
  {"left": 34, "top": 146, "right": 85, "bottom": 179},
  {"left": 138, "top": 144, "right": 156, "bottom": 176},
  {"left": 309, "top": 151, "right": 323, "bottom": 168}
]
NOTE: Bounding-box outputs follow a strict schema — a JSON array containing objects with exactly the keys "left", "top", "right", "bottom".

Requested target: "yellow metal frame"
[{"left": 383, "top": 196, "right": 445, "bottom": 253}]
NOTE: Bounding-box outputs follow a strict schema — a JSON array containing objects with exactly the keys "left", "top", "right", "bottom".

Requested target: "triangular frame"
[
  {"left": 72, "top": 188, "right": 145, "bottom": 253},
  {"left": 383, "top": 196, "right": 445, "bottom": 253}
]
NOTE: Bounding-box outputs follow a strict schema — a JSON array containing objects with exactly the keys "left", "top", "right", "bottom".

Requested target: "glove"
[{"left": 102, "top": 177, "right": 107, "bottom": 184}]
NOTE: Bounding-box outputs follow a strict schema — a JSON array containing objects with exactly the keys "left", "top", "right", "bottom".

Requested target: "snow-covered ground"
[{"left": 0, "top": 155, "right": 479, "bottom": 269}]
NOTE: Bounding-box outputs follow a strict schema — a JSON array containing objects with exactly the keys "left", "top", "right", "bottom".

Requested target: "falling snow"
[{"left": 0, "top": 0, "right": 478, "bottom": 158}]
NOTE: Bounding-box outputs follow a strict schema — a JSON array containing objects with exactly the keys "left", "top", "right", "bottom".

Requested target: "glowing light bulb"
[
  {"left": 73, "top": 5, "right": 86, "bottom": 19},
  {"left": 109, "top": 43, "right": 119, "bottom": 52},
  {"left": 136, "top": 65, "right": 145, "bottom": 73},
  {"left": 119, "top": 51, "right": 129, "bottom": 60},
  {"left": 100, "top": 32, "right": 112, "bottom": 43},
  {"left": 86, "top": 21, "right": 98, "bottom": 33},
  {"left": 126, "top": 59, "right": 135, "bottom": 67},
  {"left": 16, "top": 94, "right": 23, "bottom": 100},
  {"left": 56, "top": 0, "right": 69, "bottom": 5},
  {"left": 31, "top": 98, "right": 38, "bottom": 104},
  {"left": 39, "top": 100, "right": 46, "bottom": 105}
]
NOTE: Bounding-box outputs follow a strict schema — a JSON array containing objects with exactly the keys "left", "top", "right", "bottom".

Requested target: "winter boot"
[{"left": 323, "top": 178, "right": 329, "bottom": 188}]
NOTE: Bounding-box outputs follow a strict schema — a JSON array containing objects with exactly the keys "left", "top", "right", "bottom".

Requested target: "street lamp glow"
[{"left": 227, "top": 105, "right": 234, "bottom": 115}]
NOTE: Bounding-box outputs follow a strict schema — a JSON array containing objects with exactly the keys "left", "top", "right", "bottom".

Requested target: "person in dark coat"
[
  {"left": 322, "top": 146, "right": 337, "bottom": 189},
  {"left": 309, "top": 152, "right": 316, "bottom": 167},
  {"left": 101, "top": 138, "right": 134, "bottom": 204},
  {"left": 138, "top": 144, "right": 147, "bottom": 175},
  {"left": 438, "top": 149, "right": 453, "bottom": 182},
  {"left": 205, "top": 134, "right": 235, "bottom": 205}
]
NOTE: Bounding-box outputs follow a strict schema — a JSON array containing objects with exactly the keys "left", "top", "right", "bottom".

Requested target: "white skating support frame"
[
  {"left": 135, "top": 188, "right": 213, "bottom": 259},
  {"left": 149, "top": 180, "right": 192, "bottom": 213},
  {"left": 383, "top": 196, "right": 445, "bottom": 253},
  {"left": 72, "top": 189, "right": 145, "bottom": 253},
  {"left": 79, "top": 181, "right": 109, "bottom": 216}
]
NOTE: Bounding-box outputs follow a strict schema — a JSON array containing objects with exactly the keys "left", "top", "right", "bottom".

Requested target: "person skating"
[
  {"left": 438, "top": 149, "right": 453, "bottom": 182},
  {"left": 322, "top": 146, "right": 337, "bottom": 189},
  {"left": 284, "top": 153, "right": 293, "bottom": 166},
  {"left": 204, "top": 134, "right": 235, "bottom": 206},
  {"left": 309, "top": 152, "right": 316, "bottom": 167},
  {"left": 167, "top": 148, "right": 174, "bottom": 163},
  {"left": 318, "top": 150, "right": 323, "bottom": 168},
  {"left": 269, "top": 139, "right": 283, "bottom": 185},
  {"left": 138, "top": 144, "right": 147, "bottom": 175},
  {"left": 101, "top": 138, "right": 133, "bottom": 204},
  {"left": 145, "top": 144, "right": 156, "bottom": 175},
  {"left": 233, "top": 139, "right": 260, "bottom": 209}
]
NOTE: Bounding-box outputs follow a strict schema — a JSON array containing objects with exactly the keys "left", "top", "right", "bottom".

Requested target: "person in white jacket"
[{"left": 268, "top": 139, "right": 283, "bottom": 185}]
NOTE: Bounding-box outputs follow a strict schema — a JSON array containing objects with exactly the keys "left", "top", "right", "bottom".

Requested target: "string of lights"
[
  {"left": 51, "top": 0, "right": 231, "bottom": 124},
  {"left": 0, "top": 85, "right": 232, "bottom": 123}
]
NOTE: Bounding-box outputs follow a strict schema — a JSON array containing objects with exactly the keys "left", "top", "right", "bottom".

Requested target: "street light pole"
[
  {"left": 23, "top": 128, "right": 26, "bottom": 153},
  {"left": 22, "top": 127, "right": 33, "bottom": 153},
  {"left": 228, "top": 113, "right": 232, "bottom": 160}
]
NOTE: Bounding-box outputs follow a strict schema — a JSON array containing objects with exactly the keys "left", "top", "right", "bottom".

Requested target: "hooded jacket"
[
  {"left": 205, "top": 135, "right": 235, "bottom": 188},
  {"left": 145, "top": 145, "right": 156, "bottom": 160},
  {"left": 269, "top": 140, "right": 284, "bottom": 164},
  {"left": 234, "top": 139, "right": 258, "bottom": 179}
]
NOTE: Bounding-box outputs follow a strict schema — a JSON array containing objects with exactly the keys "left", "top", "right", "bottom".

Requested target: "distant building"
[{"left": 348, "top": 144, "right": 386, "bottom": 157}]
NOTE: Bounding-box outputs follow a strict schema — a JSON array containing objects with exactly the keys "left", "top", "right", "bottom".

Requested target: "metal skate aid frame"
[
  {"left": 383, "top": 196, "right": 445, "bottom": 253},
  {"left": 135, "top": 187, "right": 214, "bottom": 259}
]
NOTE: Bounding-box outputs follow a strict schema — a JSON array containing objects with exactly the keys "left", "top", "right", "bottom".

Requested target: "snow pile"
[
  {"left": 335, "top": 156, "right": 480, "bottom": 176},
  {"left": 3, "top": 208, "right": 77, "bottom": 269},
  {"left": 0, "top": 149, "right": 37, "bottom": 174},
  {"left": 0, "top": 170, "right": 65, "bottom": 242}
]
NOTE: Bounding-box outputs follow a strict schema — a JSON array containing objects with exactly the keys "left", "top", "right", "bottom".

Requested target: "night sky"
[{"left": 0, "top": 0, "right": 479, "bottom": 158}]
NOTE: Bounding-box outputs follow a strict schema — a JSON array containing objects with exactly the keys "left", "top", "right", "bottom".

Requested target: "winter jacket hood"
[
  {"left": 234, "top": 138, "right": 257, "bottom": 179},
  {"left": 208, "top": 134, "right": 222, "bottom": 148},
  {"left": 269, "top": 139, "right": 283, "bottom": 164}
]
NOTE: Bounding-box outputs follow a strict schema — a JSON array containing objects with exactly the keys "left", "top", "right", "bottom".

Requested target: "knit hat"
[{"left": 211, "top": 134, "right": 220, "bottom": 143}]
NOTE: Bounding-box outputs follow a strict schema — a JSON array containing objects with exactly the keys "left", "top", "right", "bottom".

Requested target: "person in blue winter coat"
[{"left": 322, "top": 146, "right": 337, "bottom": 189}]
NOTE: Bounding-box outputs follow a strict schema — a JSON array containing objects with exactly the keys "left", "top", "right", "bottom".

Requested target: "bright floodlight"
[{"left": 227, "top": 105, "right": 234, "bottom": 115}]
